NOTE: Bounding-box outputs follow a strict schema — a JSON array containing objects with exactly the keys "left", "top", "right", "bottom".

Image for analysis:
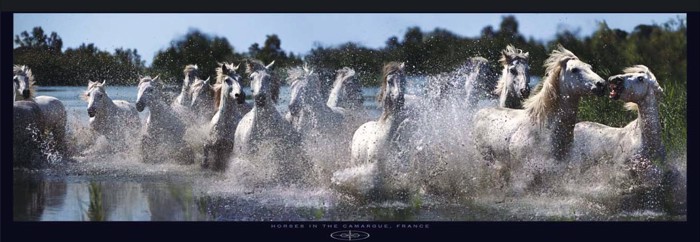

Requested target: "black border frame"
[{"left": 2, "top": 1, "right": 698, "bottom": 242}]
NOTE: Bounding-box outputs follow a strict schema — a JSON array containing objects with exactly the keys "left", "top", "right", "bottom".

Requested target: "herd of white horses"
[{"left": 13, "top": 44, "right": 670, "bottom": 200}]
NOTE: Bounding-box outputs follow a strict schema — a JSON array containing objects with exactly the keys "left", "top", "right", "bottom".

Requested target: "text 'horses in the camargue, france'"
[
  {"left": 14, "top": 65, "right": 67, "bottom": 155},
  {"left": 83, "top": 80, "right": 141, "bottom": 148},
  {"left": 136, "top": 75, "right": 194, "bottom": 165},
  {"left": 473, "top": 45, "right": 606, "bottom": 194}
]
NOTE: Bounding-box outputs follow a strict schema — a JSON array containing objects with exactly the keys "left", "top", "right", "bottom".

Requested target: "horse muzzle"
[
  {"left": 592, "top": 81, "right": 606, "bottom": 97},
  {"left": 136, "top": 102, "right": 145, "bottom": 112},
  {"left": 87, "top": 108, "right": 96, "bottom": 118},
  {"left": 254, "top": 95, "right": 266, "bottom": 107},
  {"left": 235, "top": 92, "right": 246, "bottom": 104},
  {"left": 608, "top": 76, "right": 624, "bottom": 100},
  {"left": 520, "top": 88, "right": 530, "bottom": 98}
]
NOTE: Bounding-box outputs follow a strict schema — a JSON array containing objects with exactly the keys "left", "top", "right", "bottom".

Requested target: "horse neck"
[
  {"left": 217, "top": 95, "right": 240, "bottom": 120},
  {"left": 94, "top": 95, "right": 118, "bottom": 121},
  {"left": 327, "top": 78, "right": 345, "bottom": 107},
  {"left": 179, "top": 77, "right": 194, "bottom": 103},
  {"left": 635, "top": 93, "right": 664, "bottom": 160},
  {"left": 147, "top": 97, "right": 172, "bottom": 120},
  {"left": 498, "top": 79, "right": 517, "bottom": 108},
  {"left": 379, "top": 97, "right": 405, "bottom": 130},
  {"left": 547, "top": 93, "right": 582, "bottom": 160}
]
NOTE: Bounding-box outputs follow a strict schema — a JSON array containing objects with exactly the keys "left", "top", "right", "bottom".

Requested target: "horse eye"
[
  {"left": 571, "top": 68, "right": 580, "bottom": 74},
  {"left": 510, "top": 68, "right": 518, "bottom": 75},
  {"left": 637, "top": 76, "right": 644, "bottom": 82}
]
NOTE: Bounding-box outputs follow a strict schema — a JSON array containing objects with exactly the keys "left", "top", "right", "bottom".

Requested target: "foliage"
[{"left": 13, "top": 27, "right": 145, "bottom": 86}]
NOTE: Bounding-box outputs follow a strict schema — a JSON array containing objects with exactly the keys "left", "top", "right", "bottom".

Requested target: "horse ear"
[
  {"left": 233, "top": 63, "right": 241, "bottom": 71},
  {"left": 399, "top": 62, "right": 406, "bottom": 70},
  {"left": 102, "top": 80, "right": 107, "bottom": 86},
  {"left": 559, "top": 57, "right": 574, "bottom": 66},
  {"left": 266, "top": 60, "right": 275, "bottom": 69},
  {"left": 194, "top": 64, "right": 198, "bottom": 69},
  {"left": 205, "top": 76, "right": 211, "bottom": 84},
  {"left": 524, "top": 52, "right": 530, "bottom": 58},
  {"left": 222, "top": 63, "right": 229, "bottom": 73},
  {"left": 153, "top": 75, "right": 160, "bottom": 81}
]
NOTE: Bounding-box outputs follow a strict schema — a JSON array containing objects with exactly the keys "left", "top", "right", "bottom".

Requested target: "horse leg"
[
  {"left": 213, "top": 141, "right": 234, "bottom": 171},
  {"left": 141, "top": 135, "right": 153, "bottom": 163},
  {"left": 177, "top": 141, "right": 195, "bottom": 165},
  {"left": 52, "top": 117, "right": 67, "bottom": 155},
  {"left": 201, "top": 143, "right": 212, "bottom": 169}
]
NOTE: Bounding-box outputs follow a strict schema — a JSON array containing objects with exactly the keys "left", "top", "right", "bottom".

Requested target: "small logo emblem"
[{"left": 330, "top": 230, "right": 370, "bottom": 241}]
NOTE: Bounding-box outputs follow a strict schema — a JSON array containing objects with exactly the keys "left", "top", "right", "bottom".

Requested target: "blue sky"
[{"left": 14, "top": 13, "right": 685, "bottom": 66}]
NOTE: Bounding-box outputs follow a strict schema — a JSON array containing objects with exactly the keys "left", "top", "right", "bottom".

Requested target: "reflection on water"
[
  {"left": 13, "top": 173, "right": 210, "bottom": 221},
  {"left": 13, "top": 172, "right": 685, "bottom": 221}
]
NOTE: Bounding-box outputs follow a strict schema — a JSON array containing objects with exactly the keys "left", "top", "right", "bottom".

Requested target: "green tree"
[{"left": 151, "top": 29, "right": 241, "bottom": 84}]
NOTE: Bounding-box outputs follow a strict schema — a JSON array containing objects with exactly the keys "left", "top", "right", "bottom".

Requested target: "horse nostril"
[
  {"left": 22, "top": 90, "right": 30, "bottom": 98},
  {"left": 596, "top": 82, "right": 604, "bottom": 89}
]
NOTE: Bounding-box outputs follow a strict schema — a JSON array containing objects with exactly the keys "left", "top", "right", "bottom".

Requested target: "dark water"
[{"left": 13, "top": 84, "right": 686, "bottom": 221}]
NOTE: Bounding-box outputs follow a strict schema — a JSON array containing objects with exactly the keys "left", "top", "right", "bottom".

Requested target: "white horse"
[
  {"left": 493, "top": 45, "right": 531, "bottom": 108},
  {"left": 327, "top": 67, "right": 364, "bottom": 112},
  {"left": 83, "top": 80, "right": 141, "bottom": 145},
  {"left": 325, "top": 67, "right": 370, "bottom": 134},
  {"left": 135, "top": 76, "right": 194, "bottom": 164},
  {"left": 473, "top": 45, "right": 606, "bottom": 194},
  {"left": 284, "top": 65, "right": 353, "bottom": 179},
  {"left": 572, "top": 65, "right": 665, "bottom": 174},
  {"left": 174, "top": 64, "right": 200, "bottom": 106},
  {"left": 421, "top": 57, "right": 498, "bottom": 110},
  {"left": 13, "top": 65, "right": 67, "bottom": 153},
  {"left": 189, "top": 76, "right": 216, "bottom": 123},
  {"left": 201, "top": 65, "right": 246, "bottom": 171},
  {"left": 332, "top": 62, "right": 415, "bottom": 199},
  {"left": 13, "top": 79, "right": 45, "bottom": 168},
  {"left": 215, "top": 62, "right": 253, "bottom": 115},
  {"left": 285, "top": 64, "right": 344, "bottom": 136},
  {"left": 234, "top": 59, "right": 310, "bottom": 183}
]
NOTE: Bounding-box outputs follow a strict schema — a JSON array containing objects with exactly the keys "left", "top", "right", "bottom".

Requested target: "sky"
[{"left": 13, "top": 13, "right": 685, "bottom": 66}]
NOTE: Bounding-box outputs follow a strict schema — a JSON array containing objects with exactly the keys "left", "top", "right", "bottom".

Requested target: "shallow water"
[{"left": 13, "top": 83, "right": 686, "bottom": 221}]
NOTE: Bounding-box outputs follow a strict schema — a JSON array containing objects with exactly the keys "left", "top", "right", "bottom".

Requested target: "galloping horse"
[
  {"left": 83, "top": 80, "right": 141, "bottom": 145},
  {"left": 573, "top": 65, "right": 665, "bottom": 165},
  {"left": 215, "top": 62, "right": 252, "bottom": 115},
  {"left": 326, "top": 67, "right": 364, "bottom": 112},
  {"left": 473, "top": 45, "right": 606, "bottom": 194},
  {"left": 189, "top": 76, "right": 216, "bottom": 123},
  {"left": 13, "top": 65, "right": 67, "bottom": 153},
  {"left": 493, "top": 45, "right": 531, "bottom": 108},
  {"left": 285, "top": 64, "right": 344, "bottom": 136},
  {"left": 332, "top": 62, "right": 415, "bottom": 199},
  {"left": 135, "top": 76, "right": 194, "bottom": 164},
  {"left": 202, "top": 66, "right": 246, "bottom": 171},
  {"left": 13, "top": 79, "right": 45, "bottom": 168},
  {"left": 234, "top": 59, "right": 310, "bottom": 183}
]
